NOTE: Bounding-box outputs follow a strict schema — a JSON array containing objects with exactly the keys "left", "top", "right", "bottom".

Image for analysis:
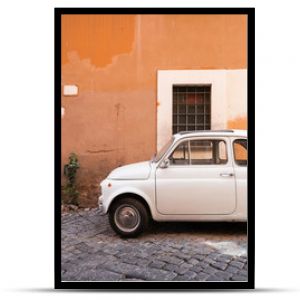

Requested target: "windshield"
[{"left": 153, "top": 137, "right": 174, "bottom": 162}]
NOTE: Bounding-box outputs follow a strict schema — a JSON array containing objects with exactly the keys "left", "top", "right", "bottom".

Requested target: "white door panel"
[
  {"left": 156, "top": 166, "right": 236, "bottom": 215},
  {"left": 233, "top": 167, "right": 247, "bottom": 218}
]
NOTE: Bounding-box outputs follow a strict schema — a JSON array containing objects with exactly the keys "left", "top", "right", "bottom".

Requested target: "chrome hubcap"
[{"left": 114, "top": 205, "right": 140, "bottom": 232}]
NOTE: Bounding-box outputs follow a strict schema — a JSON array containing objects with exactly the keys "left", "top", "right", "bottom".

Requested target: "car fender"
[{"left": 104, "top": 185, "right": 155, "bottom": 216}]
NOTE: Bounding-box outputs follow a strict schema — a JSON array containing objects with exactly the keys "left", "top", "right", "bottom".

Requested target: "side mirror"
[{"left": 160, "top": 158, "right": 170, "bottom": 169}]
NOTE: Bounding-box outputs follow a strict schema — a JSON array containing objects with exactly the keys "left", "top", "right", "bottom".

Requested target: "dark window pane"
[
  {"left": 178, "top": 94, "right": 185, "bottom": 104},
  {"left": 173, "top": 104, "right": 177, "bottom": 114},
  {"left": 195, "top": 94, "right": 204, "bottom": 104},
  {"left": 196, "top": 115, "right": 204, "bottom": 123},
  {"left": 173, "top": 85, "right": 211, "bottom": 132},
  {"left": 186, "top": 94, "right": 195, "bottom": 105},
  {"left": 173, "top": 93, "right": 178, "bottom": 104},
  {"left": 196, "top": 86, "right": 205, "bottom": 93},
  {"left": 204, "top": 123, "right": 211, "bottom": 130},
  {"left": 206, "top": 103, "right": 211, "bottom": 113},
  {"left": 188, "top": 115, "right": 195, "bottom": 123},
  {"left": 173, "top": 115, "right": 177, "bottom": 124},
  {"left": 177, "top": 86, "right": 186, "bottom": 93},
  {"left": 178, "top": 105, "right": 186, "bottom": 113},
  {"left": 187, "top": 105, "right": 195, "bottom": 113},
  {"left": 179, "top": 115, "right": 186, "bottom": 124},
  {"left": 196, "top": 104, "right": 204, "bottom": 114},
  {"left": 205, "top": 92, "right": 210, "bottom": 104}
]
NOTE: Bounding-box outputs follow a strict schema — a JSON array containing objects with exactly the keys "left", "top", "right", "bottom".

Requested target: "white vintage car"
[{"left": 99, "top": 130, "right": 247, "bottom": 237}]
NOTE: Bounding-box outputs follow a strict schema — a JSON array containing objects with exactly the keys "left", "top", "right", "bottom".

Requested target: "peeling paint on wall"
[
  {"left": 227, "top": 116, "right": 247, "bottom": 129},
  {"left": 62, "top": 15, "right": 136, "bottom": 68},
  {"left": 86, "top": 149, "right": 117, "bottom": 154},
  {"left": 63, "top": 85, "right": 78, "bottom": 96},
  {"left": 61, "top": 15, "right": 247, "bottom": 93}
]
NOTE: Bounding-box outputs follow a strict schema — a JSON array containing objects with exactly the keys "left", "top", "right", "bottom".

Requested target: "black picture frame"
[{"left": 55, "top": 7, "right": 255, "bottom": 290}]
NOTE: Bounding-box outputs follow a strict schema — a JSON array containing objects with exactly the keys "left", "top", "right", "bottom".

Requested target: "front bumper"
[{"left": 98, "top": 195, "right": 105, "bottom": 215}]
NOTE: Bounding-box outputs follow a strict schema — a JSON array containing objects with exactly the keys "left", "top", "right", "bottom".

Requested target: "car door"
[
  {"left": 155, "top": 137, "right": 236, "bottom": 215},
  {"left": 232, "top": 138, "right": 247, "bottom": 218}
]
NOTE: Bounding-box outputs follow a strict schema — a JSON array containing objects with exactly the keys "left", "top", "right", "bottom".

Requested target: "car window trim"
[
  {"left": 162, "top": 136, "right": 231, "bottom": 168},
  {"left": 232, "top": 138, "right": 248, "bottom": 167}
]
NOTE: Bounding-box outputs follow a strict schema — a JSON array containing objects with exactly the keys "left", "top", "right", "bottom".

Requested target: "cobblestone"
[
  {"left": 188, "top": 258, "right": 200, "bottom": 265},
  {"left": 216, "top": 254, "right": 233, "bottom": 263},
  {"left": 174, "top": 270, "right": 197, "bottom": 281},
  {"left": 225, "top": 266, "right": 240, "bottom": 274},
  {"left": 214, "top": 271, "right": 232, "bottom": 280},
  {"left": 155, "top": 255, "right": 184, "bottom": 265},
  {"left": 149, "top": 260, "right": 166, "bottom": 269},
  {"left": 229, "top": 260, "right": 245, "bottom": 270},
  {"left": 231, "top": 274, "right": 248, "bottom": 281},
  {"left": 190, "top": 264, "right": 204, "bottom": 273},
  {"left": 211, "top": 261, "right": 228, "bottom": 271},
  {"left": 195, "top": 272, "right": 209, "bottom": 281},
  {"left": 61, "top": 209, "right": 247, "bottom": 281}
]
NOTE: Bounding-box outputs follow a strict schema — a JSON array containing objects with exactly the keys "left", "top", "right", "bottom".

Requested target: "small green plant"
[{"left": 63, "top": 152, "right": 80, "bottom": 205}]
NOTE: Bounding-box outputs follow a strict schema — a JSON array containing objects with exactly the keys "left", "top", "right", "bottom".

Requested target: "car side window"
[
  {"left": 190, "top": 140, "right": 228, "bottom": 165},
  {"left": 233, "top": 139, "right": 247, "bottom": 166},
  {"left": 169, "top": 141, "right": 189, "bottom": 165},
  {"left": 168, "top": 139, "right": 228, "bottom": 165}
]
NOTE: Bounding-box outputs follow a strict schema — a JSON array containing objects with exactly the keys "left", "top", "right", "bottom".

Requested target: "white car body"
[{"left": 99, "top": 130, "right": 247, "bottom": 222}]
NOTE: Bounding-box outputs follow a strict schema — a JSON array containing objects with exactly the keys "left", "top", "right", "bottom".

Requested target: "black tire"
[{"left": 109, "top": 197, "right": 149, "bottom": 237}]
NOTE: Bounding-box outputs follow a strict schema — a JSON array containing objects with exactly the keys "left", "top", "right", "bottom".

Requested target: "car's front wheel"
[{"left": 109, "top": 198, "right": 149, "bottom": 237}]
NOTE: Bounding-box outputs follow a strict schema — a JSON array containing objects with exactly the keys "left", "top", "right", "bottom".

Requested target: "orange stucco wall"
[
  {"left": 227, "top": 116, "right": 247, "bottom": 130},
  {"left": 61, "top": 14, "right": 247, "bottom": 206}
]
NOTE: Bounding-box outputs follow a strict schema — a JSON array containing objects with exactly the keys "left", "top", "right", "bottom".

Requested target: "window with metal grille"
[{"left": 172, "top": 85, "right": 211, "bottom": 134}]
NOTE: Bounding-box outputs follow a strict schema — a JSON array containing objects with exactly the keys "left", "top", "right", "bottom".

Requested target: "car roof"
[{"left": 173, "top": 129, "right": 247, "bottom": 140}]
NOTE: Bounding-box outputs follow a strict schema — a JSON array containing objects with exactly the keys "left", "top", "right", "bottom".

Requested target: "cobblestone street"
[{"left": 61, "top": 209, "right": 247, "bottom": 282}]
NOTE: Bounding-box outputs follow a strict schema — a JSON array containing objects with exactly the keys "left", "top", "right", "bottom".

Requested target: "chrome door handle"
[{"left": 220, "top": 173, "right": 234, "bottom": 177}]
